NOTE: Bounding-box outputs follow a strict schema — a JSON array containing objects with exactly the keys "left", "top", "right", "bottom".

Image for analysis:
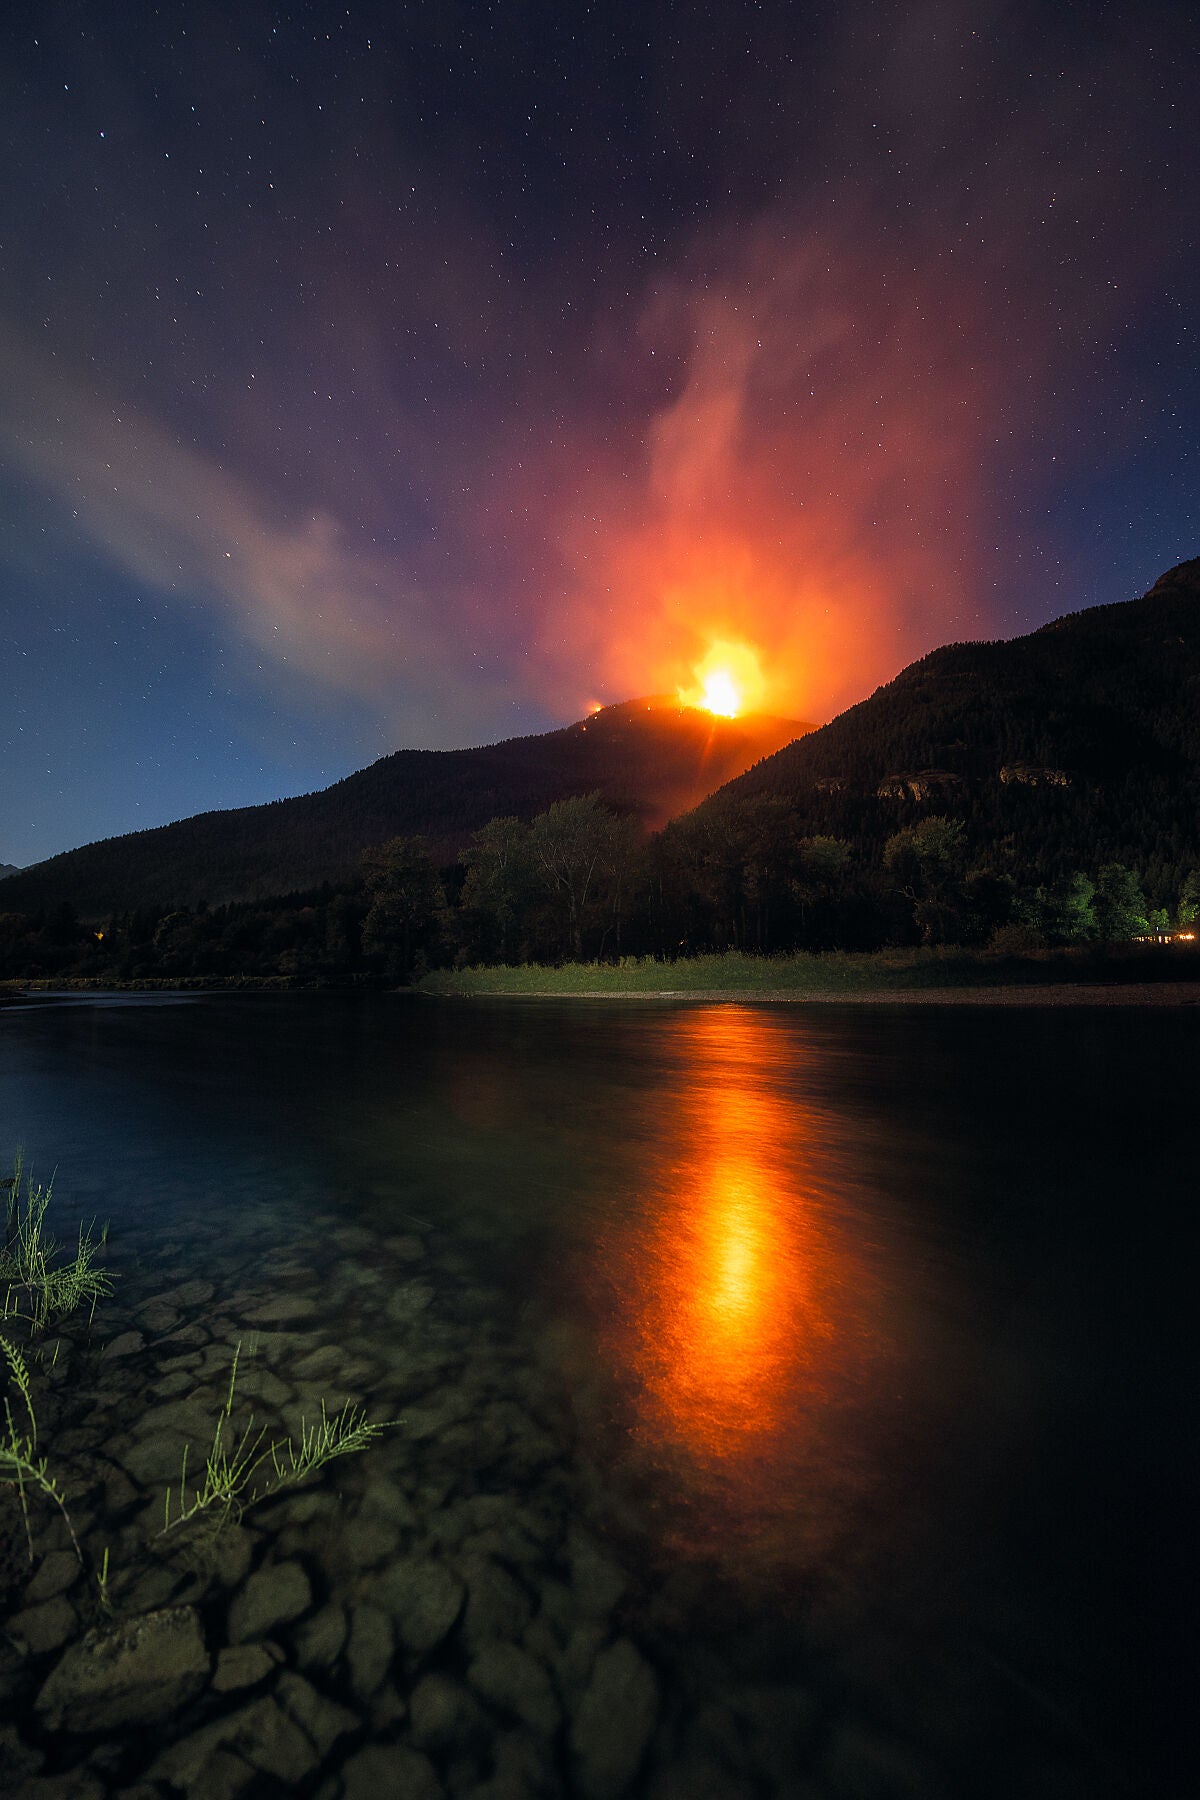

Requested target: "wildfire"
[
  {"left": 682, "top": 639, "right": 766, "bottom": 719},
  {"left": 700, "top": 668, "right": 741, "bottom": 717}
]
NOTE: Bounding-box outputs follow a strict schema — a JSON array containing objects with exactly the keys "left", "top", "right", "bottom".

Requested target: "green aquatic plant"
[
  {"left": 0, "top": 1333, "right": 83, "bottom": 1566},
  {"left": 1, "top": 1151, "right": 114, "bottom": 1333},
  {"left": 160, "top": 1342, "right": 396, "bottom": 1535}
]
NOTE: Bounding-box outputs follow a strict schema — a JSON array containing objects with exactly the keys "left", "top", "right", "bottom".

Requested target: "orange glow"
[
  {"left": 534, "top": 225, "right": 1006, "bottom": 725},
  {"left": 680, "top": 639, "right": 766, "bottom": 717},
  {"left": 699, "top": 669, "right": 740, "bottom": 716},
  {"left": 596, "top": 1007, "right": 893, "bottom": 1568}
]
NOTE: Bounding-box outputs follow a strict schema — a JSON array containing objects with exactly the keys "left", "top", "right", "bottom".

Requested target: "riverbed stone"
[
  {"left": 102, "top": 1330, "right": 145, "bottom": 1360},
  {"left": 292, "top": 1600, "right": 347, "bottom": 1670},
  {"left": 34, "top": 1605, "right": 210, "bottom": 1733},
  {"left": 0, "top": 1722, "right": 44, "bottom": 1783},
  {"left": 149, "top": 1368, "right": 194, "bottom": 1399},
  {"left": 383, "top": 1232, "right": 425, "bottom": 1260},
  {"left": 358, "top": 1474, "right": 419, "bottom": 1533},
  {"left": 212, "top": 1641, "right": 284, "bottom": 1692},
  {"left": 468, "top": 1640, "right": 561, "bottom": 1737},
  {"left": 402, "top": 1388, "right": 477, "bottom": 1442},
  {"left": 567, "top": 1526, "right": 627, "bottom": 1616},
  {"left": 148, "top": 1694, "right": 317, "bottom": 1792},
  {"left": 341, "top": 1509, "right": 401, "bottom": 1568},
  {"left": 136, "top": 1300, "right": 181, "bottom": 1334},
  {"left": 276, "top": 1669, "right": 358, "bottom": 1756},
  {"left": 345, "top": 1602, "right": 393, "bottom": 1699},
  {"left": 161, "top": 1323, "right": 212, "bottom": 1349},
  {"left": 164, "top": 1279, "right": 216, "bottom": 1309},
  {"left": 376, "top": 1555, "right": 464, "bottom": 1653},
  {"left": 484, "top": 1726, "right": 559, "bottom": 1798},
  {"left": 9, "top": 1773, "right": 107, "bottom": 1800},
  {"left": 341, "top": 1745, "right": 444, "bottom": 1800},
  {"left": 227, "top": 1559, "right": 311, "bottom": 1642},
  {"left": 136, "top": 1395, "right": 220, "bottom": 1442},
  {"left": 460, "top": 1553, "right": 535, "bottom": 1649},
  {"left": 24, "top": 1549, "right": 81, "bottom": 1605},
  {"left": 409, "top": 1672, "right": 487, "bottom": 1751},
  {"left": 569, "top": 1637, "right": 659, "bottom": 1800},
  {"left": 120, "top": 1431, "right": 195, "bottom": 1486},
  {"left": 239, "top": 1294, "right": 320, "bottom": 1324},
  {"left": 229, "top": 1364, "right": 293, "bottom": 1408},
  {"left": 8, "top": 1596, "right": 78, "bottom": 1657},
  {"left": 120, "top": 1561, "right": 186, "bottom": 1617},
  {"left": 207, "top": 1522, "right": 257, "bottom": 1591},
  {"left": 386, "top": 1281, "right": 435, "bottom": 1324},
  {"left": 552, "top": 1621, "right": 608, "bottom": 1704}
]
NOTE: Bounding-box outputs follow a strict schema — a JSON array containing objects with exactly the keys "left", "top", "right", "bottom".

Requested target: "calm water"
[{"left": 2, "top": 992, "right": 1196, "bottom": 1797}]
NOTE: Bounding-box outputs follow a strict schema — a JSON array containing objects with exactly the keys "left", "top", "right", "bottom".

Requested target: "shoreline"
[{"left": 427, "top": 981, "right": 1200, "bottom": 1006}]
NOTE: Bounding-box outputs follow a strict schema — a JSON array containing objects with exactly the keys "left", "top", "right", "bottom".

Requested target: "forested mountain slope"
[
  {"left": 2, "top": 700, "right": 806, "bottom": 917},
  {"left": 691, "top": 558, "right": 1200, "bottom": 895}
]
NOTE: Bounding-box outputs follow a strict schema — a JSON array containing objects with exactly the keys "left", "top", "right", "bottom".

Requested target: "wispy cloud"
[{"left": 0, "top": 322, "right": 525, "bottom": 747}]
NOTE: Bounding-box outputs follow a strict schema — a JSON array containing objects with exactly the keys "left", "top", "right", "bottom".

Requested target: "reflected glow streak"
[
  {"left": 597, "top": 1005, "right": 894, "bottom": 1567},
  {"left": 615, "top": 1010, "right": 837, "bottom": 1480},
  {"left": 657, "top": 1086, "right": 798, "bottom": 1448}
]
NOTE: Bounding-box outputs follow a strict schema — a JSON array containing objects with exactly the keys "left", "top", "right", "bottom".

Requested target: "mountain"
[
  {"left": 0, "top": 700, "right": 808, "bottom": 918},
  {"left": 0, "top": 864, "right": 20, "bottom": 881},
  {"left": 688, "top": 557, "right": 1200, "bottom": 894}
]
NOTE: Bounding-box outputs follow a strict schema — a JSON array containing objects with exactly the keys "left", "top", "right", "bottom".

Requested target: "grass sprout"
[
  {"left": 1, "top": 1150, "right": 114, "bottom": 1334},
  {"left": 160, "top": 1343, "right": 397, "bottom": 1535},
  {"left": 268, "top": 1398, "right": 389, "bottom": 1483},
  {"left": 1, "top": 1332, "right": 83, "bottom": 1565}
]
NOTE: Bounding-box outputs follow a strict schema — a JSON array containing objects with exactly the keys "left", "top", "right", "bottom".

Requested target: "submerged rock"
[
  {"left": 468, "top": 1640, "right": 561, "bottom": 1737},
  {"left": 0, "top": 1722, "right": 44, "bottom": 1784},
  {"left": 212, "top": 1641, "right": 283, "bottom": 1693},
  {"left": 227, "top": 1559, "right": 311, "bottom": 1643},
  {"left": 376, "top": 1556, "right": 464, "bottom": 1654},
  {"left": 239, "top": 1294, "right": 320, "bottom": 1324},
  {"left": 34, "top": 1605, "right": 210, "bottom": 1733},
  {"left": 570, "top": 1638, "right": 659, "bottom": 1800},
  {"left": 340, "top": 1509, "right": 401, "bottom": 1569},
  {"left": 148, "top": 1693, "right": 318, "bottom": 1792},
  {"left": 162, "top": 1278, "right": 216, "bottom": 1309},
  {"left": 459, "top": 1553, "right": 534, "bottom": 1650},
  {"left": 10, "top": 1772, "right": 107, "bottom": 1800},
  {"left": 341, "top": 1744, "right": 444, "bottom": 1800},
  {"left": 345, "top": 1603, "right": 394, "bottom": 1699},
  {"left": 8, "top": 1596, "right": 77, "bottom": 1658},
  {"left": 292, "top": 1600, "right": 348, "bottom": 1671},
  {"left": 409, "top": 1671, "right": 486, "bottom": 1750},
  {"left": 275, "top": 1669, "right": 358, "bottom": 1756},
  {"left": 567, "top": 1526, "right": 628, "bottom": 1617}
]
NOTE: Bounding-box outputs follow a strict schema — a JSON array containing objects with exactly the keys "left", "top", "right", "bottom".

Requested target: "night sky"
[{"left": 2, "top": 1, "right": 1197, "bottom": 868}]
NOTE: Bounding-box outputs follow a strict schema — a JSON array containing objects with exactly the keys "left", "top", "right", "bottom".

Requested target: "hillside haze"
[
  {"left": 2, "top": 700, "right": 807, "bottom": 917},
  {"left": 692, "top": 556, "right": 1200, "bottom": 890}
]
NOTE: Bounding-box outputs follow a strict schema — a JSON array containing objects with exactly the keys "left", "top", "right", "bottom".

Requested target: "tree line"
[{"left": 2, "top": 791, "right": 1196, "bottom": 985}]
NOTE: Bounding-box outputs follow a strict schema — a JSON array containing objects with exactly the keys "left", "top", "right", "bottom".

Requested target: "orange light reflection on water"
[
  {"left": 601, "top": 1006, "right": 884, "bottom": 1564},
  {"left": 647, "top": 1076, "right": 802, "bottom": 1452}
]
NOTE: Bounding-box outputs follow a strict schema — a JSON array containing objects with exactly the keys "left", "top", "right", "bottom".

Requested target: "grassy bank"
[{"left": 416, "top": 942, "right": 1200, "bottom": 996}]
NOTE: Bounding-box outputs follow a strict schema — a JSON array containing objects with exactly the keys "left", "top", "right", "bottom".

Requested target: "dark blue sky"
[{"left": 2, "top": 0, "right": 1197, "bottom": 867}]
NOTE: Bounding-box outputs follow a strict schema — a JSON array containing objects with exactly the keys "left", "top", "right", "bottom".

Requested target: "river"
[{"left": 1, "top": 992, "right": 1194, "bottom": 1797}]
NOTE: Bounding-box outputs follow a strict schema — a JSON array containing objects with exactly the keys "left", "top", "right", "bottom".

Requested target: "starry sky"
[{"left": 2, "top": 0, "right": 1197, "bottom": 868}]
